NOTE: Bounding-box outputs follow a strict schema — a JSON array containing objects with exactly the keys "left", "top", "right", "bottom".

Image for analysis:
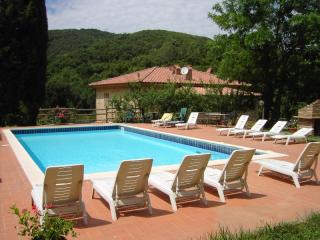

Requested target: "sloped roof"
[
  {"left": 89, "top": 66, "right": 241, "bottom": 88},
  {"left": 298, "top": 99, "right": 320, "bottom": 119}
]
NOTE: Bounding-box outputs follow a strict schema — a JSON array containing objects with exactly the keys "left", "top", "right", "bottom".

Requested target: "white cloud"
[{"left": 46, "top": 0, "right": 221, "bottom": 38}]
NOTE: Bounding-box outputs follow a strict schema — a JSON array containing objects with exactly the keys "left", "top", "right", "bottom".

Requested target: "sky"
[{"left": 46, "top": 0, "right": 221, "bottom": 38}]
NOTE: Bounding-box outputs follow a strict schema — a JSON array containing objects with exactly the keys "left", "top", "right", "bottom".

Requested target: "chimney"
[
  {"left": 206, "top": 68, "right": 212, "bottom": 74},
  {"left": 174, "top": 65, "right": 181, "bottom": 75},
  {"left": 186, "top": 67, "right": 192, "bottom": 80}
]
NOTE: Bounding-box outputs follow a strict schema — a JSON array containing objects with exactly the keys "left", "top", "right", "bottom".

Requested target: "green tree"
[
  {"left": 0, "top": 0, "right": 48, "bottom": 125},
  {"left": 207, "top": 0, "right": 320, "bottom": 121}
]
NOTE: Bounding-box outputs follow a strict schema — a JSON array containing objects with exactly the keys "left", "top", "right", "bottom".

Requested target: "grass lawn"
[
  {"left": 308, "top": 135, "right": 320, "bottom": 142},
  {"left": 207, "top": 213, "right": 320, "bottom": 240}
]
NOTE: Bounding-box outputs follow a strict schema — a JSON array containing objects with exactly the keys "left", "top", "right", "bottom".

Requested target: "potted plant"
[
  {"left": 287, "top": 118, "right": 298, "bottom": 133},
  {"left": 11, "top": 205, "right": 77, "bottom": 240}
]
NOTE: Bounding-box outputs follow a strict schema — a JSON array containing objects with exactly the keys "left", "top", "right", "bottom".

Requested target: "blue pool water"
[{"left": 15, "top": 128, "right": 229, "bottom": 174}]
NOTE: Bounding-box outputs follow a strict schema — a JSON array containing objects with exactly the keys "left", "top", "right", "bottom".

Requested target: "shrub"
[{"left": 11, "top": 205, "right": 77, "bottom": 240}]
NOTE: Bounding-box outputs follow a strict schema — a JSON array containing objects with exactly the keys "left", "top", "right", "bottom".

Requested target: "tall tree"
[
  {"left": 207, "top": 0, "right": 320, "bottom": 121},
  {"left": 0, "top": 0, "right": 48, "bottom": 125}
]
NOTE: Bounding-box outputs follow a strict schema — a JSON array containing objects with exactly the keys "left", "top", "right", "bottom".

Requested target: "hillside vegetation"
[{"left": 46, "top": 29, "right": 210, "bottom": 108}]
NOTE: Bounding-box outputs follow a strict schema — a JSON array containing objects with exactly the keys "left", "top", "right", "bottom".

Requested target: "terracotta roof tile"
[{"left": 89, "top": 66, "right": 242, "bottom": 87}]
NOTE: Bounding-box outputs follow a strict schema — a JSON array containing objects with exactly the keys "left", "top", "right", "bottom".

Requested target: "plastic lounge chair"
[
  {"left": 256, "top": 142, "right": 320, "bottom": 188},
  {"left": 160, "top": 120, "right": 184, "bottom": 128},
  {"left": 31, "top": 164, "right": 88, "bottom": 224},
  {"left": 152, "top": 113, "right": 173, "bottom": 127},
  {"left": 149, "top": 154, "right": 211, "bottom": 211},
  {"left": 91, "top": 159, "right": 153, "bottom": 221},
  {"left": 216, "top": 115, "right": 249, "bottom": 136},
  {"left": 230, "top": 119, "right": 268, "bottom": 139},
  {"left": 160, "top": 108, "right": 188, "bottom": 127},
  {"left": 271, "top": 128, "right": 313, "bottom": 145},
  {"left": 204, "top": 149, "right": 256, "bottom": 202},
  {"left": 175, "top": 112, "right": 199, "bottom": 130},
  {"left": 177, "top": 107, "right": 187, "bottom": 121},
  {"left": 248, "top": 121, "right": 287, "bottom": 141}
]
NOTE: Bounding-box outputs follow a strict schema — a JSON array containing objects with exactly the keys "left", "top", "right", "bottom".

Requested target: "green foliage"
[
  {"left": 10, "top": 205, "right": 77, "bottom": 240},
  {"left": 110, "top": 83, "right": 256, "bottom": 122},
  {"left": 207, "top": 0, "right": 320, "bottom": 123},
  {"left": 46, "top": 29, "right": 209, "bottom": 109},
  {"left": 207, "top": 212, "right": 320, "bottom": 240},
  {"left": 308, "top": 135, "right": 320, "bottom": 142},
  {"left": 0, "top": 0, "right": 48, "bottom": 126}
]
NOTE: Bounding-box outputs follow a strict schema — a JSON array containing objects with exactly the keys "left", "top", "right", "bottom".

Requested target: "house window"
[
  {"left": 104, "top": 92, "right": 110, "bottom": 99},
  {"left": 104, "top": 92, "right": 111, "bottom": 108}
]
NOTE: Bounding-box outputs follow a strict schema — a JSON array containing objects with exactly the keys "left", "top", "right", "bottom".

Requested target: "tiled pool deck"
[{"left": 1, "top": 123, "right": 319, "bottom": 239}]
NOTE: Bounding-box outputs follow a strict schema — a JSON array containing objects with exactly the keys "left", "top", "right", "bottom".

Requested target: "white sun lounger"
[
  {"left": 216, "top": 115, "right": 249, "bottom": 136},
  {"left": 256, "top": 142, "right": 320, "bottom": 188},
  {"left": 91, "top": 159, "right": 153, "bottom": 221},
  {"left": 248, "top": 121, "right": 287, "bottom": 141},
  {"left": 175, "top": 112, "right": 199, "bottom": 129},
  {"left": 204, "top": 149, "right": 256, "bottom": 202},
  {"left": 271, "top": 128, "right": 313, "bottom": 145},
  {"left": 230, "top": 119, "right": 268, "bottom": 138},
  {"left": 31, "top": 164, "right": 88, "bottom": 224},
  {"left": 149, "top": 154, "right": 210, "bottom": 211}
]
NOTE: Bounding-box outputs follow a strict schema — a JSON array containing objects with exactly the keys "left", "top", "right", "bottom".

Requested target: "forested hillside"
[{"left": 46, "top": 29, "right": 210, "bottom": 108}]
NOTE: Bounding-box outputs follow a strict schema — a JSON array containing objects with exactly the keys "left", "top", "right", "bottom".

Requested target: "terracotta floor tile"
[{"left": 1, "top": 124, "right": 320, "bottom": 239}]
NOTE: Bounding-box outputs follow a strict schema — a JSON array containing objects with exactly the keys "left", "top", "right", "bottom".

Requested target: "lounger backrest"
[
  {"left": 43, "top": 164, "right": 84, "bottom": 208},
  {"left": 234, "top": 115, "right": 249, "bottom": 129},
  {"left": 187, "top": 112, "right": 199, "bottom": 124},
  {"left": 172, "top": 154, "right": 211, "bottom": 192},
  {"left": 292, "top": 128, "right": 313, "bottom": 136},
  {"left": 251, "top": 119, "right": 268, "bottom": 131},
  {"left": 163, "top": 113, "right": 173, "bottom": 121},
  {"left": 112, "top": 159, "right": 153, "bottom": 199},
  {"left": 179, "top": 108, "right": 188, "bottom": 119},
  {"left": 269, "top": 121, "right": 287, "bottom": 134},
  {"left": 294, "top": 142, "right": 320, "bottom": 172},
  {"left": 219, "top": 149, "right": 256, "bottom": 183},
  {"left": 161, "top": 113, "right": 172, "bottom": 121}
]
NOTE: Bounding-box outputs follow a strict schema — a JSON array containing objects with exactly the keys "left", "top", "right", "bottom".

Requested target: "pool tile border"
[
  {"left": 123, "top": 126, "right": 240, "bottom": 155},
  {"left": 12, "top": 124, "right": 251, "bottom": 155}
]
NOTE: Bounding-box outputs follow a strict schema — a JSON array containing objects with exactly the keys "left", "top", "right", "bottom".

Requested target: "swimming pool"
[
  {"left": 5, "top": 124, "right": 285, "bottom": 184},
  {"left": 14, "top": 126, "right": 230, "bottom": 174}
]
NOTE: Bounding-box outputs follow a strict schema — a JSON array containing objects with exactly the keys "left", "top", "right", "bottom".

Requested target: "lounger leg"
[
  {"left": 314, "top": 171, "right": 319, "bottom": 185},
  {"left": 216, "top": 186, "right": 225, "bottom": 203},
  {"left": 110, "top": 202, "right": 118, "bottom": 221},
  {"left": 82, "top": 203, "right": 88, "bottom": 225},
  {"left": 244, "top": 182, "right": 251, "bottom": 197},
  {"left": 262, "top": 134, "right": 266, "bottom": 142},
  {"left": 145, "top": 193, "right": 153, "bottom": 215},
  {"left": 243, "top": 132, "right": 247, "bottom": 139},
  {"left": 91, "top": 188, "right": 95, "bottom": 199},
  {"left": 169, "top": 194, "right": 178, "bottom": 212},
  {"left": 227, "top": 129, "right": 231, "bottom": 136},
  {"left": 286, "top": 137, "right": 290, "bottom": 145},
  {"left": 292, "top": 175, "right": 301, "bottom": 188},
  {"left": 200, "top": 186, "right": 207, "bottom": 206},
  {"left": 258, "top": 166, "right": 264, "bottom": 176}
]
